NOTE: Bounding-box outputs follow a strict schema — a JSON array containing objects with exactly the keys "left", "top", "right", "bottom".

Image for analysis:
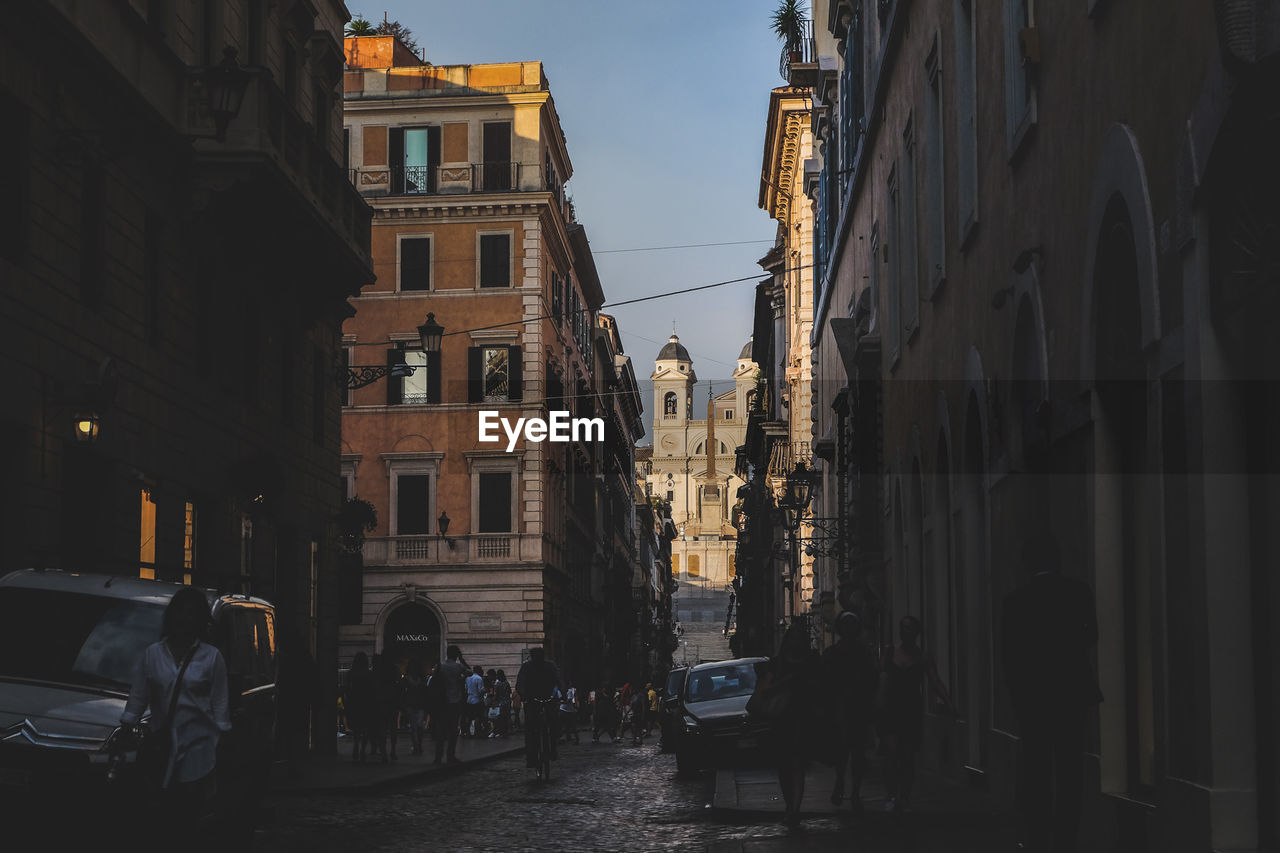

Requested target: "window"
[
  {"left": 695, "top": 442, "right": 704, "bottom": 455},
  {"left": 183, "top": 501, "right": 197, "bottom": 585},
  {"left": 901, "top": 119, "right": 920, "bottom": 336},
  {"left": 886, "top": 170, "right": 901, "bottom": 362},
  {"left": 481, "top": 122, "right": 512, "bottom": 191},
  {"left": 666, "top": 490, "right": 674, "bottom": 502},
  {"left": 396, "top": 474, "right": 432, "bottom": 534},
  {"left": 283, "top": 41, "right": 298, "bottom": 102},
  {"left": 386, "top": 454, "right": 442, "bottom": 536},
  {"left": 342, "top": 347, "right": 353, "bottom": 407},
  {"left": 388, "top": 126, "right": 440, "bottom": 194},
  {"left": 399, "top": 237, "right": 431, "bottom": 291},
  {"left": 924, "top": 41, "right": 946, "bottom": 295},
  {"left": 955, "top": 0, "right": 979, "bottom": 243},
  {"left": 468, "top": 345, "right": 522, "bottom": 403},
  {"left": 478, "top": 472, "right": 513, "bottom": 533},
  {"left": 0, "top": 93, "right": 30, "bottom": 262},
  {"left": 1003, "top": 0, "right": 1037, "bottom": 155},
  {"left": 551, "top": 271, "right": 562, "bottom": 316},
  {"left": 139, "top": 488, "right": 157, "bottom": 580},
  {"left": 144, "top": 211, "right": 163, "bottom": 345},
  {"left": 387, "top": 346, "right": 441, "bottom": 405},
  {"left": 664, "top": 392, "right": 677, "bottom": 418},
  {"left": 80, "top": 159, "right": 106, "bottom": 307},
  {"left": 724, "top": 409, "right": 734, "bottom": 420},
  {"left": 868, "top": 223, "right": 880, "bottom": 334},
  {"left": 479, "top": 233, "right": 511, "bottom": 287},
  {"left": 483, "top": 348, "right": 508, "bottom": 400}
]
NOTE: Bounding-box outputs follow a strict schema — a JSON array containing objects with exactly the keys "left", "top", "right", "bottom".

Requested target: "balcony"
[
  {"left": 361, "top": 533, "right": 538, "bottom": 566},
  {"left": 186, "top": 69, "right": 372, "bottom": 262},
  {"left": 352, "top": 161, "right": 556, "bottom": 199},
  {"left": 782, "top": 20, "right": 818, "bottom": 85}
]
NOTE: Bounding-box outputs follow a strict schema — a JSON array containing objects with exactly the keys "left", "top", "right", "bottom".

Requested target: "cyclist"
[{"left": 515, "top": 647, "right": 563, "bottom": 773}]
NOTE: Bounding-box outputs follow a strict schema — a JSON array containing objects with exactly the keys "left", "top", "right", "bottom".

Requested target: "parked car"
[
  {"left": 674, "top": 657, "right": 770, "bottom": 776},
  {"left": 658, "top": 666, "right": 688, "bottom": 752},
  {"left": 0, "top": 569, "right": 278, "bottom": 830}
]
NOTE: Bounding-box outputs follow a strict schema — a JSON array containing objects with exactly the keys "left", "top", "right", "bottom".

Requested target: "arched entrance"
[
  {"left": 1091, "top": 191, "right": 1158, "bottom": 797},
  {"left": 381, "top": 602, "right": 443, "bottom": 672}
]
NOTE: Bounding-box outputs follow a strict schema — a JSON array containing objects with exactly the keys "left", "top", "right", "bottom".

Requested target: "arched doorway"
[
  {"left": 959, "top": 390, "right": 991, "bottom": 771},
  {"left": 382, "top": 602, "right": 443, "bottom": 672},
  {"left": 1092, "top": 192, "right": 1157, "bottom": 796}
]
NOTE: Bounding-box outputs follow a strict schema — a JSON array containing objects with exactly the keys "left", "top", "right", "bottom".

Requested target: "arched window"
[
  {"left": 720, "top": 441, "right": 727, "bottom": 454},
  {"left": 695, "top": 442, "right": 704, "bottom": 455},
  {"left": 664, "top": 392, "right": 677, "bottom": 417}
]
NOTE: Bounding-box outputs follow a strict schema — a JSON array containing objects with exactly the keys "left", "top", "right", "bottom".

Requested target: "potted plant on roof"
[
  {"left": 337, "top": 495, "right": 378, "bottom": 554},
  {"left": 771, "top": 0, "right": 808, "bottom": 70}
]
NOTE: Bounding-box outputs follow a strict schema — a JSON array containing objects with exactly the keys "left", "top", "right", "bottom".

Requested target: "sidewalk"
[
  {"left": 271, "top": 732, "right": 523, "bottom": 796},
  {"left": 711, "top": 762, "right": 1019, "bottom": 852}
]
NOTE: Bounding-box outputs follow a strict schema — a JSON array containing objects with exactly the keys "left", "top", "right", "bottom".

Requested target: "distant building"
[
  {"left": 640, "top": 335, "right": 755, "bottom": 592},
  {"left": 340, "top": 38, "right": 640, "bottom": 685},
  {"left": 0, "top": 1, "right": 373, "bottom": 754}
]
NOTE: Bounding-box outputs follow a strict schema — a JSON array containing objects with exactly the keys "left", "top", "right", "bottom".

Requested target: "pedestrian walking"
[
  {"left": 401, "top": 658, "right": 429, "bottom": 756},
  {"left": 592, "top": 685, "right": 617, "bottom": 743},
  {"left": 560, "top": 683, "right": 580, "bottom": 743},
  {"left": 821, "top": 611, "right": 878, "bottom": 814},
  {"left": 760, "top": 621, "right": 822, "bottom": 828},
  {"left": 645, "top": 682, "right": 659, "bottom": 736},
  {"left": 877, "top": 615, "right": 956, "bottom": 814},
  {"left": 1001, "top": 533, "right": 1102, "bottom": 853},
  {"left": 372, "top": 654, "right": 400, "bottom": 761},
  {"left": 344, "top": 652, "right": 376, "bottom": 763},
  {"left": 629, "top": 688, "right": 646, "bottom": 745},
  {"left": 511, "top": 685, "right": 523, "bottom": 732},
  {"left": 516, "top": 647, "right": 565, "bottom": 773},
  {"left": 464, "top": 665, "right": 486, "bottom": 738},
  {"left": 120, "top": 587, "right": 230, "bottom": 843},
  {"left": 490, "top": 669, "right": 513, "bottom": 738},
  {"left": 430, "top": 645, "right": 469, "bottom": 764}
]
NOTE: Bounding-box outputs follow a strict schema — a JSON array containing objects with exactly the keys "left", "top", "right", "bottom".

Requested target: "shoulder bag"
[{"left": 139, "top": 643, "right": 197, "bottom": 788}]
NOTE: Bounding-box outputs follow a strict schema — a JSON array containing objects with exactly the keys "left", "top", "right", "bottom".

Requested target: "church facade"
[{"left": 640, "top": 335, "right": 756, "bottom": 592}]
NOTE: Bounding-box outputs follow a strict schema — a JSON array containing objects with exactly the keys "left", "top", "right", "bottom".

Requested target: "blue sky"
[{"left": 353, "top": 2, "right": 791, "bottom": 429}]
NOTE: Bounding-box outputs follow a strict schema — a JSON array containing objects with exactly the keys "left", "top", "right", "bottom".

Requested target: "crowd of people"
[{"left": 337, "top": 647, "right": 670, "bottom": 766}]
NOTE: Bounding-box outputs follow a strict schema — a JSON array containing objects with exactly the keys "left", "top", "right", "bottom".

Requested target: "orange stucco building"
[{"left": 339, "top": 38, "right": 641, "bottom": 683}]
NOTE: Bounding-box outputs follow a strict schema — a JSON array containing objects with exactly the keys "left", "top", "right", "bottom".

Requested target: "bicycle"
[{"left": 525, "top": 697, "right": 557, "bottom": 780}]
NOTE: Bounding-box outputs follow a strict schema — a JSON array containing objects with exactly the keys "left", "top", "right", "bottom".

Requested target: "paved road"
[{"left": 255, "top": 738, "right": 1013, "bottom": 852}]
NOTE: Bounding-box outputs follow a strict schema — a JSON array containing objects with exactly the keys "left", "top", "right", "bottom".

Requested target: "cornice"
[{"left": 371, "top": 199, "right": 551, "bottom": 220}]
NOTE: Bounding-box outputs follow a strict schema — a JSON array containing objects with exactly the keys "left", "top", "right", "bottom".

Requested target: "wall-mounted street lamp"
[
  {"left": 44, "top": 357, "right": 118, "bottom": 448},
  {"left": 186, "top": 47, "right": 253, "bottom": 143},
  {"left": 342, "top": 312, "right": 444, "bottom": 390},
  {"left": 72, "top": 412, "right": 101, "bottom": 444},
  {"left": 437, "top": 509, "right": 456, "bottom": 550}
]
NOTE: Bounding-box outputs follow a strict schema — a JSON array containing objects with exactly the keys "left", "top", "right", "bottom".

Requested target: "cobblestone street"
[{"left": 255, "top": 736, "right": 1014, "bottom": 852}]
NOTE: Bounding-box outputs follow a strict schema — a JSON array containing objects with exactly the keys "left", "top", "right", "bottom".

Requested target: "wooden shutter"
[
  {"left": 467, "top": 346, "right": 482, "bottom": 403},
  {"left": 427, "top": 351, "right": 442, "bottom": 404},
  {"left": 386, "top": 347, "right": 405, "bottom": 405},
  {"left": 507, "top": 345, "right": 522, "bottom": 401},
  {"left": 388, "top": 126, "right": 404, "bottom": 193},
  {"left": 427, "top": 125, "right": 441, "bottom": 193}
]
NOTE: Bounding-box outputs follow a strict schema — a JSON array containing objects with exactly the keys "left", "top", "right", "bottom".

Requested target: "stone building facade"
[
  {"left": 0, "top": 0, "right": 372, "bottom": 754},
  {"left": 802, "top": 1, "right": 1280, "bottom": 849}
]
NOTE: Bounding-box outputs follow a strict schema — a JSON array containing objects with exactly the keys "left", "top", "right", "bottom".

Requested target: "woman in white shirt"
[{"left": 122, "top": 586, "right": 231, "bottom": 833}]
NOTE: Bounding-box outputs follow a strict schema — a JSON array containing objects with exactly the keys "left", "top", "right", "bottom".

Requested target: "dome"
[
  {"left": 657, "top": 333, "right": 691, "bottom": 362},
  {"left": 739, "top": 337, "right": 754, "bottom": 360}
]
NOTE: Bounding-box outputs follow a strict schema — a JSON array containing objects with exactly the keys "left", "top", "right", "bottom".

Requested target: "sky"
[{"left": 352, "top": 1, "right": 792, "bottom": 437}]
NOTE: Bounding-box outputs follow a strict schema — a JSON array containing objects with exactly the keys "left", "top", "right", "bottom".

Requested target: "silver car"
[{"left": 0, "top": 569, "right": 278, "bottom": 824}]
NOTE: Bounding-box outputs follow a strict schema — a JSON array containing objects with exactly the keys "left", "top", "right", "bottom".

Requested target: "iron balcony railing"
[
  {"left": 379, "top": 161, "right": 523, "bottom": 196},
  {"left": 781, "top": 19, "right": 817, "bottom": 80}
]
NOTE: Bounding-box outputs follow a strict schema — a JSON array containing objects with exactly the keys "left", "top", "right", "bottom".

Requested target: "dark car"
[
  {"left": 658, "top": 666, "right": 688, "bottom": 752},
  {"left": 0, "top": 569, "right": 278, "bottom": 829},
  {"left": 674, "top": 657, "right": 770, "bottom": 776}
]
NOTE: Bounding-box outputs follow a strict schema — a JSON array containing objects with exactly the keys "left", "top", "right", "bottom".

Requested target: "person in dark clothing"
[
  {"left": 1001, "top": 533, "right": 1102, "bottom": 853},
  {"left": 878, "top": 615, "right": 955, "bottom": 814},
  {"left": 401, "top": 658, "right": 429, "bottom": 756},
  {"left": 343, "top": 652, "right": 376, "bottom": 763},
  {"left": 764, "top": 621, "right": 822, "bottom": 828},
  {"left": 372, "top": 654, "right": 400, "bottom": 761},
  {"left": 431, "top": 645, "right": 469, "bottom": 764},
  {"left": 515, "top": 647, "right": 563, "bottom": 767},
  {"left": 821, "top": 611, "right": 878, "bottom": 814}
]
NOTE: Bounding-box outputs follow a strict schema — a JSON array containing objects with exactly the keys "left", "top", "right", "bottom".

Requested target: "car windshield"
[
  {"left": 683, "top": 662, "right": 758, "bottom": 703},
  {"left": 0, "top": 588, "right": 166, "bottom": 691},
  {"left": 665, "top": 669, "right": 686, "bottom": 698}
]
